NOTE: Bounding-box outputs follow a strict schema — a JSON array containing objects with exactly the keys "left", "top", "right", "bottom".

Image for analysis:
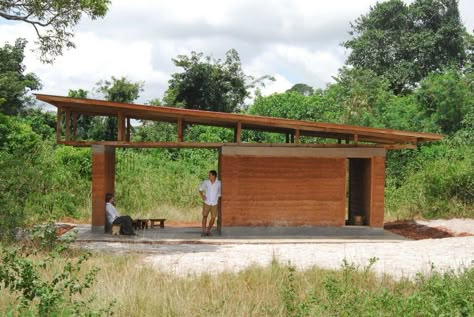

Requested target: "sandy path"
[
  {"left": 76, "top": 218, "right": 474, "bottom": 279},
  {"left": 141, "top": 236, "right": 474, "bottom": 279}
]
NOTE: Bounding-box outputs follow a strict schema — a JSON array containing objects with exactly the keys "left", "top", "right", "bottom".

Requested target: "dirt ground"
[{"left": 384, "top": 220, "right": 473, "bottom": 240}]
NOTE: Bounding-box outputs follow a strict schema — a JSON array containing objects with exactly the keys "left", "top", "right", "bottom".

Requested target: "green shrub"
[{"left": 0, "top": 224, "right": 114, "bottom": 316}]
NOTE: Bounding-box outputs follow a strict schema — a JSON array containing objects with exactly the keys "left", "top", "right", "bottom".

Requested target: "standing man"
[{"left": 198, "top": 170, "right": 221, "bottom": 237}]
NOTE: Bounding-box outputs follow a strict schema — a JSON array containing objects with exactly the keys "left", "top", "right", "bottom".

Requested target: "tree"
[
  {"left": 67, "top": 89, "right": 93, "bottom": 140},
  {"left": 96, "top": 76, "right": 144, "bottom": 104},
  {"left": 416, "top": 69, "right": 474, "bottom": 134},
  {"left": 94, "top": 76, "right": 144, "bottom": 140},
  {"left": 0, "top": 39, "right": 41, "bottom": 115},
  {"left": 343, "top": 0, "right": 470, "bottom": 94},
  {"left": 0, "top": 0, "right": 110, "bottom": 63},
  {"left": 324, "top": 67, "right": 393, "bottom": 126},
  {"left": 286, "top": 83, "right": 314, "bottom": 96},
  {"left": 165, "top": 49, "right": 272, "bottom": 113}
]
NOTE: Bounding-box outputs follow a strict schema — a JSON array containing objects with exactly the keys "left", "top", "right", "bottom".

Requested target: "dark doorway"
[{"left": 347, "top": 158, "right": 371, "bottom": 226}]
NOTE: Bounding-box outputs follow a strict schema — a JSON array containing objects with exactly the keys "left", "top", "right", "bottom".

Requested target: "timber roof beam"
[{"left": 37, "top": 94, "right": 443, "bottom": 149}]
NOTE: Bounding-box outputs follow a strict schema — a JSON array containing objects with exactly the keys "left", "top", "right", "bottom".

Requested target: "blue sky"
[{"left": 1, "top": 0, "right": 473, "bottom": 108}]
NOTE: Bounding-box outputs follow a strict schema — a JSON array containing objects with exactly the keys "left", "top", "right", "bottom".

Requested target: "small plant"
[{"left": 0, "top": 224, "right": 114, "bottom": 316}]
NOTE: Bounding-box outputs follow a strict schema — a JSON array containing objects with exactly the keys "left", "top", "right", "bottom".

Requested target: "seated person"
[{"left": 105, "top": 193, "right": 136, "bottom": 235}]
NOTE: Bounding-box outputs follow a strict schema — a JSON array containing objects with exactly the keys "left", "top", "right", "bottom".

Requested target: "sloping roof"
[{"left": 35, "top": 94, "right": 442, "bottom": 147}]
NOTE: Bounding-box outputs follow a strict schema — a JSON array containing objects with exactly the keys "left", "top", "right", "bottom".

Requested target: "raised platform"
[{"left": 68, "top": 225, "right": 408, "bottom": 245}]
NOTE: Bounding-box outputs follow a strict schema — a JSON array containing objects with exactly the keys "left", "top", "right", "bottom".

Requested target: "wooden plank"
[
  {"left": 177, "top": 118, "right": 183, "bottom": 142},
  {"left": 72, "top": 112, "right": 77, "bottom": 141},
  {"left": 56, "top": 107, "right": 62, "bottom": 142},
  {"left": 65, "top": 110, "right": 71, "bottom": 141},
  {"left": 61, "top": 140, "right": 415, "bottom": 150},
  {"left": 117, "top": 112, "right": 125, "bottom": 141},
  {"left": 126, "top": 117, "right": 131, "bottom": 141},
  {"left": 222, "top": 146, "right": 386, "bottom": 158},
  {"left": 234, "top": 122, "right": 242, "bottom": 143},
  {"left": 295, "top": 129, "right": 300, "bottom": 144}
]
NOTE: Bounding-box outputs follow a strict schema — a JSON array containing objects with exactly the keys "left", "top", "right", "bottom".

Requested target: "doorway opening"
[{"left": 346, "top": 158, "right": 371, "bottom": 226}]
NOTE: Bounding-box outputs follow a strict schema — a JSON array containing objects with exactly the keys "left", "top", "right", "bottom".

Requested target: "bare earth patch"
[{"left": 385, "top": 218, "right": 474, "bottom": 240}]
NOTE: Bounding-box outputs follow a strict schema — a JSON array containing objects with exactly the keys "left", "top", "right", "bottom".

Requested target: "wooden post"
[
  {"left": 91, "top": 145, "right": 116, "bottom": 233},
  {"left": 295, "top": 129, "right": 300, "bottom": 144},
  {"left": 126, "top": 117, "right": 131, "bottom": 141},
  {"left": 65, "top": 110, "right": 71, "bottom": 141},
  {"left": 117, "top": 112, "right": 125, "bottom": 141},
  {"left": 285, "top": 133, "right": 290, "bottom": 143},
  {"left": 72, "top": 113, "right": 77, "bottom": 141},
  {"left": 177, "top": 118, "right": 183, "bottom": 142},
  {"left": 337, "top": 138, "right": 341, "bottom": 144},
  {"left": 290, "top": 134, "right": 294, "bottom": 143},
  {"left": 234, "top": 122, "right": 241, "bottom": 143},
  {"left": 56, "top": 107, "right": 62, "bottom": 142},
  {"left": 354, "top": 134, "right": 359, "bottom": 145}
]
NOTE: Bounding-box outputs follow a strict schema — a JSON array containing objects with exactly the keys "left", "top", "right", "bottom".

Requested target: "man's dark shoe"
[
  {"left": 206, "top": 231, "right": 212, "bottom": 237},
  {"left": 201, "top": 232, "right": 206, "bottom": 237}
]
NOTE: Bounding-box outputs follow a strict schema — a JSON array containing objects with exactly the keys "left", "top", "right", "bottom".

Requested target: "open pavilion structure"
[{"left": 36, "top": 94, "right": 442, "bottom": 233}]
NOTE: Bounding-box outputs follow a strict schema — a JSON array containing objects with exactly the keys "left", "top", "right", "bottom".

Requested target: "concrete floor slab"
[{"left": 67, "top": 224, "right": 408, "bottom": 245}]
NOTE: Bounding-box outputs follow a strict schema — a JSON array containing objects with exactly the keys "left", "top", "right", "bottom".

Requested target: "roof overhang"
[{"left": 35, "top": 93, "right": 443, "bottom": 149}]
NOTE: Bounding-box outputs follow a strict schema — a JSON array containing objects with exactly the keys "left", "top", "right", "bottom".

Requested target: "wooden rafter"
[{"left": 36, "top": 94, "right": 443, "bottom": 149}]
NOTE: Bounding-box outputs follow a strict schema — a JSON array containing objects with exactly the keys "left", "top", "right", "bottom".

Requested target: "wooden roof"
[{"left": 35, "top": 94, "right": 443, "bottom": 149}]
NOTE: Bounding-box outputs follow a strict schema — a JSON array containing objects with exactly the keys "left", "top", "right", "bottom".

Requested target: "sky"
[{"left": 1, "top": 0, "right": 473, "bottom": 109}]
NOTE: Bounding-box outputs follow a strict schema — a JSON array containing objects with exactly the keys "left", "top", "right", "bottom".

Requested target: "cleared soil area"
[{"left": 384, "top": 219, "right": 474, "bottom": 240}]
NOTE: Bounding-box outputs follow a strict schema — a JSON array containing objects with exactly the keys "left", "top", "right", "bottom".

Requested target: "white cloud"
[{"left": 1, "top": 0, "right": 473, "bottom": 107}]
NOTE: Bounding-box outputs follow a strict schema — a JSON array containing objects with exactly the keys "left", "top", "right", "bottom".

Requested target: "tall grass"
[
  {"left": 1, "top": 251, "right": 472, "bottom": 316},
  {"left": 113, "top": 148, "right": 216, "bottom": 221}
]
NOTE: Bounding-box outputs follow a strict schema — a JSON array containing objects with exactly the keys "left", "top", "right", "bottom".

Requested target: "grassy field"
[{"left": 1, "top": 245, "right": 473, "bottom": 317}]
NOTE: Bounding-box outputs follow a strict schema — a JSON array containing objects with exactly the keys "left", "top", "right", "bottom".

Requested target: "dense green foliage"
[
  {"left": 165, "top": 49, "right": 272, "bottom": 112},
  {"left": 0, "top": 224, "right": 114, "bottom": 316},
  {"left": 0, "top": 39, "right": 41, "bottom": 115},
  {"left": 344, "top": 0, "right": 472, "bottom": 94},
  {"left": 0, "top": 0, "right": 110, "bottom": 63}
]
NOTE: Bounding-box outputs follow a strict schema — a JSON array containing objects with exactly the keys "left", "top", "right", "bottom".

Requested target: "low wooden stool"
[
  {"left": 150, "top": 218, "right": 166, "bottom": 229},
  {"left": 133, "top": 219, "right": 149, "bottom": 230},
  {"left": 111, "top": 224, "right": 121, "bottom": 235}
]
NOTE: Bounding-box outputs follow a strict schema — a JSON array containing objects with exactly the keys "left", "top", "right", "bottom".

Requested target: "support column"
[
  {"left": 217, "top": 147, "right": 222, "bottom": 235},
  {"left": 368, "top": 156, "right": 385, "bottom": 227},
  {"left": 65, "top": 110, "right": 71, "bottom": 141},
  {"left": 126, "top": 117, "right": 131, "bottom": 141},
  {"left": 234, "top": 122, "right": 241, "bottom": 143},
  {"left": 295, "top": 129, "right": 300, "bottom": 144},
  {"left": 91, "top": 145, "right": 115, "bottom": 233},
  {"left": 72, "top": 113, "right": 77, "bottom": 141},
  {"left": 56, "top": 107, "right": 62, "bottom": 143},
  {"left": 177, "top": 118, "right": 183, "bottom": 142},
  {"left": 117, "top": 112, "right": 125, "bottom": 141}
]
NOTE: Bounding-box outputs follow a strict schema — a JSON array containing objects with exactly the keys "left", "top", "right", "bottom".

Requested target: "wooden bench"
[
  {"left": 133, "top": 219, "right": 149, "bottom": 230},
  {"left": 149, "top": 218, "right": 166, "bottom": 229}
]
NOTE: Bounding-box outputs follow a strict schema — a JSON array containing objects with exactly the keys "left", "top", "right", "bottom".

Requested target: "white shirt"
[
  {"left": 198, "top": 179, "right": 221, "bottom": 206},
  {"left": 106, "top": 202, "right": 119, "bottom": 224}
]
